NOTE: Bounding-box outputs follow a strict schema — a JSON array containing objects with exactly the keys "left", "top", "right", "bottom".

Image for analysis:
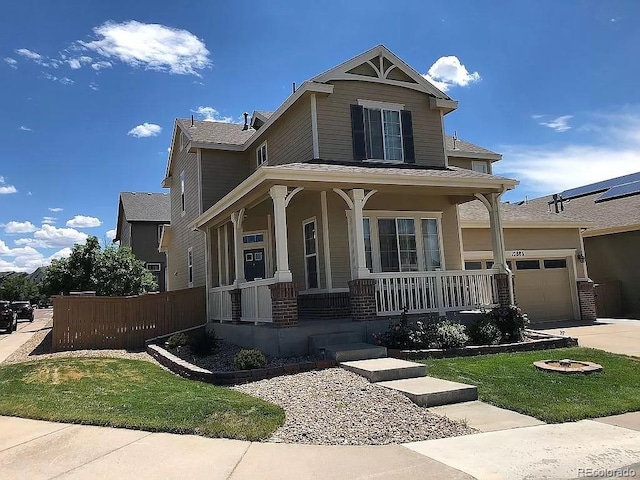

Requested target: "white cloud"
[
  {"left": 536, "top": 114, "right": 573, "bottom": 133},
  {"left": 192, "top": 106, "right": 233, "bottom": 123},
  {"left": 106, "top": 229, "right": 117, "bottom": 241},
  {"left": 66, "top": 215, "right": 102, "bottom": 228},
  {"left": 19, "top": 125, "right": 32, "bottom": 132},
  {"left": 77, "top": 21, "right": 211, "bottom": 76},
  {"left": 0, "top": 176, "right": 17, "bottom": 195},
  {"left": 128, "top": 123, "right": 162, "bottom": 138},
  {"left": 15, "top": 48, "right": 43, "bottom": 61},
  {"left": 4, "top": 57, "right": 17, "bottom": 68},
  {"left": 91, "top": 61, "right": 112, "bottom": 71},
  {"left": 496, "top": 108, "right": 640, "bottom": 195},
  {"left": 49, "top": 207, "right": 63, "bottom": 212},
  {"left": 15, "top": 48, "right": 62, "bottom": 69},
  {"left": 4, "top": 221, "right": 37, "bottom": 234},
  {"left": 15, "top": 224, "right": 88, "bottom": 249},
  {"left": 0, "top": 240, "right": 73, "bottom": 272},
  {"left": 88, "top": 82, "right": 99, "bottom": 91},
  {"left": 42, "top": 216, "right": 56, "bottom": 225},
  {"left": 423, "top": 56, "right": 481, "bottom": 92},
  {"left": 68, "top": 58, "right": 82, "bottom": 69},
  {"left": 59, "top": 77, "right": 74, "bottom": 86}
]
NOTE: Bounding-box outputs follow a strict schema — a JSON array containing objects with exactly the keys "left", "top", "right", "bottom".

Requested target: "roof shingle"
[
  {"left": 177, "top": 118, "right": 256, "bottom": 146},
  {"left": 120, "top": 192, "right": 171, "bottom": 223}
]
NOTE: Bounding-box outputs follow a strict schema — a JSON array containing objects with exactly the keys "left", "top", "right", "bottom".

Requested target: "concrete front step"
[
  {"left": 341, "top": 358, "right": 427, "bottom": 383},
  {"left": 309, "top": 332, "right": 364, "bottom": 354},
  {"left": 324, "top": 343, "right": 387, "bottom": 362},
  {"left": 379, "top": 377, "right": 478, "bottom": 407}
]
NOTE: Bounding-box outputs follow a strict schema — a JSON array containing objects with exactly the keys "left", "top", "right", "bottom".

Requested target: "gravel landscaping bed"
[
  {"left": 233, "top": 368, "right": 476, "bottom": 445},
  {"left": 2, "top": 320, "right": 157, "bottom": 366},
  {"left": 167, "top": 341, "right": 319, "bottom": 372}
]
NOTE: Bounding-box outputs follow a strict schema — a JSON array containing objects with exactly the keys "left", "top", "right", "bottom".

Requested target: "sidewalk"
[
  {"left": 1, "top": 413, "right": 639, "bottom": 480},
  {"left": 0, "top": 309, "right": 52, "bottom": 364}
]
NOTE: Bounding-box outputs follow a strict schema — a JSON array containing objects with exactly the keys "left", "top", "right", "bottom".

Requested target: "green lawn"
[
  {"left": 0, "top": 357, "right": 284, "bottom": 440},
  {"left": 420, "top": 348, "right": 640, "bottom": 423}
]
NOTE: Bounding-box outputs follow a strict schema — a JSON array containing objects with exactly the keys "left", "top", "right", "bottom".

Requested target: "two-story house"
[
  {"left": 114, "top": 192, "right": 170, "bottom": 291},
  {"left": 160, "top": 45, "right": 594, "bottom": 355}
]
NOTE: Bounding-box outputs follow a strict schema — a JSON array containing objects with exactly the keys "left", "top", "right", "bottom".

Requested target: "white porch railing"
[
  {"left": 372, "top": 269, "right": 499, "bottom": 316},
  {"left": 209, "top": 284, "right": 235, "bottom": 322},
  {"left": 240, "top": 278, "right": 276, "bottom": 323}
]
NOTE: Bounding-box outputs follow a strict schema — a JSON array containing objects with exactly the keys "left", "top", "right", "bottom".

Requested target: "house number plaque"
[{"left": 510, "top": 250, "right": 526, "bottom": 257}]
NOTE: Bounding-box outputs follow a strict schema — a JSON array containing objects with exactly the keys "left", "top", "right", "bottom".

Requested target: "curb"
[{"left": 147, "top": 343, "right": 337, "bottom": 385}]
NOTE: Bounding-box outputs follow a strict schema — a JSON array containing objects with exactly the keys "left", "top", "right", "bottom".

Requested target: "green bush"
[
  {"left": 189, "top": 330, "right": 219, "bottom": 357},
  {"left": 166, "top": 332, "right": 189, "bottom": 349},
  {"left": 372, "top": 309, "right": 413, "bottom": 349},
  {"left": 467, "top": 317, "right": 502, "bottom": 345},
  {"left": 431, "top": 320, "right": 469, "bottom": 349},
  {"left": 486, "top": 305, "right": 529, "bottom": 342},
  {"left": 234, "top": 349, "right": 267, "bottom": 370}
]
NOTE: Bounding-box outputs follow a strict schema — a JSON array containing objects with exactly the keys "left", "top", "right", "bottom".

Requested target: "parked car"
[
  {"left": 0, "top": 301, "right": 17, "bottom": 333},
  {"left": 11, "top": 301, "right": 34, "bottom": 322}
]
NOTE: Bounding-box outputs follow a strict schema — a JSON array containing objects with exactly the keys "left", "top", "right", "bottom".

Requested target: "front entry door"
[{"left": 244, "top": 248, "right": 266, "bottom": 281}]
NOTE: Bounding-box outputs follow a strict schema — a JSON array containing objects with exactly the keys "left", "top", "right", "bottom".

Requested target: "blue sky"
[{"left": 1, "top": 0, "right": 639, "bottom": 272}]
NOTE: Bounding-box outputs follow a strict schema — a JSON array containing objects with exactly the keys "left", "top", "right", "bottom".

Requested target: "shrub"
[
  {"left": 486, "top": 304, "right": 529, "bottom": 342},
  {"left": 189, "top": 330, "right": 219, "bottom": 357},
  {"left": 372, "top": 309, "right": 413, "bottom": 349},
  {"left": 166, "top": 332, "right": 189, "bottom": 349},
  {"left": 467, "top": 317, "right": 502, "bottom": 346},
  {"left": 234, "top": 349, "right": 267, "bottom": 370},
  {"left": 431, "top": 320, "right": 469, "bottom": 349}
]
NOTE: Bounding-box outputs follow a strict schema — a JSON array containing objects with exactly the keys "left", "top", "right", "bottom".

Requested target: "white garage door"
[{"left": 512, "top": 259, "right": 574, "bottom": 323}]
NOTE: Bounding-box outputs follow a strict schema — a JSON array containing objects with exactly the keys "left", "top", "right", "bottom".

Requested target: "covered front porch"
[{"left": 193, "top": 163, "right": 516, "bottom": 330}]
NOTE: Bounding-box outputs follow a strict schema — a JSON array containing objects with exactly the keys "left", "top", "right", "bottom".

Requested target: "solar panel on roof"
[
  {"left": 561, "top": 171, "right": 640, "bottom": 200},
  {"left": 594, "top": 180, "right": 640, "bottom": 203}
]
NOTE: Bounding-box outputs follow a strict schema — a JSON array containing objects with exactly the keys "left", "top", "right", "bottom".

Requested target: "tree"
[
  {"left": 0, "top": 275, "right": 39, "bottom": 302},
  {"left": 43, "top": 236, "right": 157, "bottom": 296}
]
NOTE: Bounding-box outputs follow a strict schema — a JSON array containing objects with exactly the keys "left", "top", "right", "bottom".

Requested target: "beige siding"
[
  {"left": 200, "top": 149, "right": 250, "bottom": 211},
  {"left": 248, "top": 99, "right": 313, "bottom": 171},
  {"left": 316, "top": 81, "right": 445, "bottom": 167},
  {"left": 326, "top": 191, "right": 351, "bottom": 288},
  {"left": 462, "top": 228, "right": 582, "bottom": 253},
  {"left": 448, "top": 156, "right": 493, "bottom": 174},
  {"left": 165, "top": 136, "right": 206, "bottom": 290}
]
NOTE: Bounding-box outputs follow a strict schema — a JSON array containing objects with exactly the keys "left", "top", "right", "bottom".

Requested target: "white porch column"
[
  {"left": 230, "top": 208, "right": 246, "bottom": 285},
  {"left": 270, "top": 185, "right": 293, "bottom": 283},
  {"left": 351, "top": 189, "right": 370, "bottom": 279}
]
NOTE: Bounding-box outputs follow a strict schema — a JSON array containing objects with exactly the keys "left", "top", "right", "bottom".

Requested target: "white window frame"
[
  {"left": 157, "top": 224, "right": 166, "bottom": 246},
  {"left": 357, "top": 99, "right": 405, "bottom": 163},
  {"left": 241, "top": 230, "right": 269, "bottom": 280},
  {"left": 472, "top": 161, "right": 488, "bottom": 174},
  {"left": 256, "top": 141, "right": 268, "bottom": 167},
  {"left": 302, "top": 217, "right": 320, "bottom": 290},
  {"left": 187, "top": 247, "right": 193, "bottom": 287},
  {"left": 180, "top": 171, "right": 186, "bottom": 216},
  {"left": 347, "top": 210, "right": 445, "bottom": 275},
  {"left": 146, "top": 263, "right": 161, "bottom": 272}
]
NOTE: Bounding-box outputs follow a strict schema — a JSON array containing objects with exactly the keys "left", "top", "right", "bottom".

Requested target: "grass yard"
[
  {"left": 0, "top": 357, "right": 284, "bottom": 440},
  {"left": 420, "top": 347, "right": 640, "bottom": 423}
]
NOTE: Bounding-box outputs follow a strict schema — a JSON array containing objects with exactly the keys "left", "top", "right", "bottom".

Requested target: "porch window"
[
  {"left": 303, "top": 218, "right": 319, "bottom": 289},
  {"left": 187, "top": 247, "right": 193, "bottom": 287},
  {"left": 378, "top": 218, "right": 418, "bottom": 272},
  {"left": 421, "top": 219, "right": 441, "bottom": 270}
]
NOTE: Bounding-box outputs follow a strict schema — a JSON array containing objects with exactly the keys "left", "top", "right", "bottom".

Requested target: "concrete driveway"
[
  {"left": 539, "top": 318, "right": 640, "bottom": 357},
  {"left": 0, "top": 308, "right": 52, "bottom": 364}
]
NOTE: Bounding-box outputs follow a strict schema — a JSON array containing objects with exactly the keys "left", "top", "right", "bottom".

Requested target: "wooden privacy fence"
[{"left": 52, "top": 287, "right": 206, "bottom": 351}]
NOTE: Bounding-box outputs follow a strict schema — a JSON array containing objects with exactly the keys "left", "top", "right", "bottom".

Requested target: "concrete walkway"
[
  {"left": 429, "top": 400, "right": 545, "bottom": 432},
  {"left": 2, "top": 414, "right": 640, "bottom": 479},
  {"left": 540, "top": 318, "right": 640, "bottom": 357},
  {"left": 0, "top": 309, "right": 52, "bottom": 364}
]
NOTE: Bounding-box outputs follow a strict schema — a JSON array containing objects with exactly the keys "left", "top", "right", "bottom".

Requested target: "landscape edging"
[
  {"left": 146, "top": 343, "right": 336, "bottom": 385},
  {"left": 387, "top": 332, "right": 579, "bottom": 360}
]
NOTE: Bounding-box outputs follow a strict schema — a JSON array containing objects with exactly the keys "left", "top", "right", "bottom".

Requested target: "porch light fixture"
[{"left": 576, "top": 252, "right": 586, "bottom": 263}]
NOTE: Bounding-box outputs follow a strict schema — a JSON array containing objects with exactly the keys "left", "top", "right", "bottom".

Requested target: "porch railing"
[
  {"left": 372, "top": 269, "right": 499, "bottom": 316},
  {"left": 240, "top": 278, "right": 275, "bottom": 323},
  {"left": 209, "top": 285, "right": 235, "bottom": 322}
]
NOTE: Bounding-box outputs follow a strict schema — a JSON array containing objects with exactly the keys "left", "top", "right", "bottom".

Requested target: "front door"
[{"left": 244, "top": 248, "right": 266, "bottom": 281}]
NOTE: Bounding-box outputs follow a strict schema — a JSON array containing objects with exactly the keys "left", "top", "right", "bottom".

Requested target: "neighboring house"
[
  {"left": 160, "top": 45, "right": 596, "bottom": 355},
  {"left": 522, "top": 172, "right": 640, "bottom": 318},
  {"left": 114, "top": 192, "right": 171, "bottom": 292}
]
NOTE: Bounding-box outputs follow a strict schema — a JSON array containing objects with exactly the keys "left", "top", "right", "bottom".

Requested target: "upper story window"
[
  {"left": 351, "top": 100, "right": 415, "bottom": 164},
  {"left": 179, "top": 132, "right": 188, "bottom": 151},
  {"left": 180, "top": 171, "right": 186, "bottom": 215},
  {"left": 257, "top": 141, "right": 268, "bottom": 167},
  {"left": 472, "top": 161, "right": 488, "bottom": 174}
]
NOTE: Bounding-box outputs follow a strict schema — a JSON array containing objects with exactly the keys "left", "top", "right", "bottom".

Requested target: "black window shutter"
[
  {"left": 401, "top": 110, "right": 415, "bottom": 163},
  {"left": 350, "top": 104, "right": 366, "bottom": 161}
]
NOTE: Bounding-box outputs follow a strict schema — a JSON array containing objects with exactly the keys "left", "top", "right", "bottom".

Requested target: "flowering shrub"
[
  {"left": 467, "top": 317, "right": 502, "bottom": 345},
  {"left": 485, "top": 304, "right": 529, "bottom": 342},
  {"left": 373, "top": 311, "right": 468, "bottom": 349}
]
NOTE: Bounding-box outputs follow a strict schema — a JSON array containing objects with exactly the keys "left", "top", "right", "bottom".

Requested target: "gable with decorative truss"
[{"left": 311, "top": 45, "right": 452, "bottom": 100}]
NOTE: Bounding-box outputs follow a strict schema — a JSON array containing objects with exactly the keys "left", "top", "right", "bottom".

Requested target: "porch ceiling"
[{"left": 191, "top": 162, "right": 518, "bottom": 230}]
